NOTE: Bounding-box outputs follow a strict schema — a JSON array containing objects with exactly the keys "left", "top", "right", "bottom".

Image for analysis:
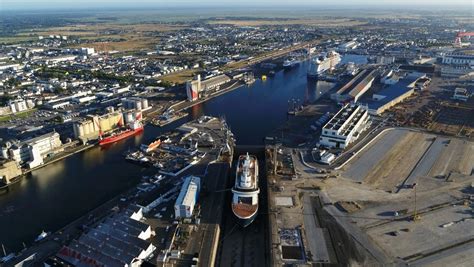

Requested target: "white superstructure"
[{"left": 308, "top": 51, "right": 341, "bottom": 78}]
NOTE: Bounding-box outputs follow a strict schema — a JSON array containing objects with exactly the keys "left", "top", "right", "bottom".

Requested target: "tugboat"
[{"left": 232, "top": 153, "right": 259, "bottom": 227}]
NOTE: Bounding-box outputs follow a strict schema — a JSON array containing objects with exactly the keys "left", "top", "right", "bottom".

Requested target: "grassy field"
[
  {"left": 207, "top": 18, "right": 366, "bottom": 27},
  {"left": 160, "top": 70, "right": 198, "bottom": 84},
  {"left": 2, "top": 22, "right": 186, "bottom": 49},
  {"left": 0, "top": 109, "right": 37, "bottom": 123}
]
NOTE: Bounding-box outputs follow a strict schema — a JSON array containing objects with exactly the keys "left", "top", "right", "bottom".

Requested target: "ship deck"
[{"left": 232, "top": 203, "right": 258, "bottom": 219}]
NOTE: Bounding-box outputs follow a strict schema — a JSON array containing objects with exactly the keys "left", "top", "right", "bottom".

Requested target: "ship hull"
[
  {"left": 99, "top": 127, "right": 144, "bottom": 146},
  {"left": 283, "top": 60, "right": 300, "bottom": 69},
  {"left": 307, "top": 72, "right": 323, "bottom": 79},
  {"left": 233, "top": 211, "right": 258, "bottom": 227}
]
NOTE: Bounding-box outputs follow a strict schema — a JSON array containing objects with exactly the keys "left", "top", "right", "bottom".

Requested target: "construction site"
[
  {"left": 389, "top": 77, "right": 474, "bottom": 138},
  {"left": 266, "top": 127, "right": 473, "bottom": 266}
]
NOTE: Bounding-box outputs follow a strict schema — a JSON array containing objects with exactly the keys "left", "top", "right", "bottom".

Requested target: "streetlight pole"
[{"left": 413, "top": 183, "right": 418, "bottom": 222}]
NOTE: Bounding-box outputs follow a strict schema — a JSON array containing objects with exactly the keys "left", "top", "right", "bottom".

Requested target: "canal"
[{"left": 0, "top": 59, "right": 338, "bottom": 251}]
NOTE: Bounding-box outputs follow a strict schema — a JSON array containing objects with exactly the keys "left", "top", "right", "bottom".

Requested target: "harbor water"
[{"left": 0, "top": 60, "right": 335, "bottom": 251}]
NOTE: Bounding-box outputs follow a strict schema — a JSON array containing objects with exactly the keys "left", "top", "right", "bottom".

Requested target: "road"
[{"left": 302, "top": 194, "right": 331, "bottom": 263}]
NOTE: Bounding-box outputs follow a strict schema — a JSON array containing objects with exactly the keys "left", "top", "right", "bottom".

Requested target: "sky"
[{"left": 1, "top": 0, "right": 472, "bottom": 10}]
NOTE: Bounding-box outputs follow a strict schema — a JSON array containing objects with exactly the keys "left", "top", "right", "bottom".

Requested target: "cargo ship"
[
  {"left": 232, "top": 153, "right": 259, "bottom": 227},
  {"left": 99, "top": 120, "right": 143, "bottom": 146},
  {"left": 307, "top": 51, "right": 341, "bottom": 78}
]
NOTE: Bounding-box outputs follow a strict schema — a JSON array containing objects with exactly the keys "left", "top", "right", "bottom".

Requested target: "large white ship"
[
  {"left": 307, "top": 51, "right": 341, "bottom": 78},
  {"left": 232, "top": 153, "right": 259, "bottom": 227},
  {"left": 283, "top": 57, "right": 301, "bottom": 69}
]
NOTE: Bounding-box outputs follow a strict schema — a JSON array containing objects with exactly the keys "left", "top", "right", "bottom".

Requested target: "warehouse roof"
[
  {"left": 175, "top": 176, "right": 200, "bottom": 207},
  {"left": 367, "top": 72, "right": 425, "bottom": 112}
]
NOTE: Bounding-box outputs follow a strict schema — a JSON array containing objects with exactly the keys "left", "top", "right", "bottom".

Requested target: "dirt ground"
[
  {"left": 429, "top": 139, "right": 474, "bottom": 177},
  {"left": 364, "top": 131, "right": 433, "bottom": 191}
]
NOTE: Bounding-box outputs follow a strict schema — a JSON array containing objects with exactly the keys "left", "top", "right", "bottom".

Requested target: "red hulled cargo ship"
[{"left": 99, "top": 112, "right": 144, "bottom": 146}]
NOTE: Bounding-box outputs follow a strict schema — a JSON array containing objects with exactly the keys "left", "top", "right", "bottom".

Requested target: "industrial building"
[
  {"left": 442, "top": 53, "right": 474, "bottom": 66},
  {"left": 376, "top": 56, "right": 395, "bottom": 65},
  {"left": 175, "top": 175, "right": 201, "bottom": 219},
  {"left": 0, "top": 159, "right": 22, "bottom": 185},
  {"left": 337, "top": 40, "right": 359, "bottom": 52},
  {"left": 121, "top": 97, "right": 150, "bottom": 111},
  {"left": 331, "top": 69, "right": 378, "bottom": 103},
  {"left": 80, "top": 47, "right": 95, "bottom": 55},
  {"left": 0, "top": 132, "right": 63, "bottom": 168},
  {"left": 319, "top": 104, "right": 370, "bottom": 149},
  {"left": 368, "top": 72, "right": 427, "bottom": 115},
  {"left": 186, "top": 74, "right": 231, "bottom": 101},
  {"left": 73, "top": 110, "right": 142, "bottom": 142},
  {"left": 440, "top": 53, "right": 474, "bottom": 78},
  {"left": 57, "top": 204, "right": 155, "bottom": 267},
  {"left": 71, "top": 95, "right": 96, "bottom": 104},
  {"left": 440, "top": 65, "right": 474, "bottom": 78},
  {"left": 380, "top": 69, "right": 400, "bottom": 85},
  {"left": 6, "top": 98, "right": 34, "bottom": 114},
  {"left": 452, "top": 88, "right": 471, "bottom": 102}
]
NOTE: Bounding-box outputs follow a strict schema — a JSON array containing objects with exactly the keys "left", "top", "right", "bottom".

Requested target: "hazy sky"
[{"left": 1, "top": 0, "right": 473, "bottom": 9}]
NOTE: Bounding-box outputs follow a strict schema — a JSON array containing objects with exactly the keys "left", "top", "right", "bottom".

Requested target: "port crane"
[{"left": 454, "top": 31, "right": 474, "bottom": 47}]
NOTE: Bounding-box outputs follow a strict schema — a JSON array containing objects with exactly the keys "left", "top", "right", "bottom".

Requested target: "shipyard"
[{"left": 1, "top": 2, "right": 474, "bottom": 267}]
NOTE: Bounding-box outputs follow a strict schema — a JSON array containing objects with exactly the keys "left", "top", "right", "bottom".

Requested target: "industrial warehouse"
[
  {"left": 186, "top": 74, "right": 231, "bottom": 101},
  {"left": 319, "top": 103, "right": 370, "bottom": 149},
  {"left": 368, "top": 72, "right": 429, "bottom": 115},
  {"left": 56, "top": 204, "right": 155, "bottom": 266},
  {"left": 174, "top": 175, "right": 201, "bottom": 219},
  {"left": 331, "top": 68, "right": 378, "bottom": 103}
]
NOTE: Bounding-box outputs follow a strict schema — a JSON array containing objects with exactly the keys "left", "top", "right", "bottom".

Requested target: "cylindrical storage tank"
[
  {"left": 135, "top": 111, "right": 142, "bottom": 121},
  {"left": 1, "top": 147, "right": 9, "bottom": 159},
  {"left": 86, "top": 122, "right": 93, "bottom": 135},
  {"left": 125, "top": 112, "right": 134, "bottom": 124},
  {"left": 78, "top": 124, "right": 85, "bottom": 137},
  {"left": 141, "top": 99, "right": 149, "bottom": 109},
  {"left": 135, "top": 101, "right": 142, "bottom": 110}
]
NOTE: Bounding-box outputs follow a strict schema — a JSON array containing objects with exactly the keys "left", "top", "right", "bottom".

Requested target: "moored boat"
[
  {"left": 99, "top": 121, "right": 143, "bottom": 146},
  {"left": 231, "top": 153, "right": 259, "bottom": 227},
  {"left": 307, "top": 51, "right": 341, "bottom": 78}
]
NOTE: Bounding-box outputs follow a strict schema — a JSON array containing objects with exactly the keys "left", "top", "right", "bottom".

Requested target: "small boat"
[
  {"left": 35, "top": 230, "right": 50, "bottom": 242},
  {"left": 140, "top": 138, "right": 162, "bottom": 153},
  {"left": 261, "top": 75, "right": 267, "bottom": 81}
]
